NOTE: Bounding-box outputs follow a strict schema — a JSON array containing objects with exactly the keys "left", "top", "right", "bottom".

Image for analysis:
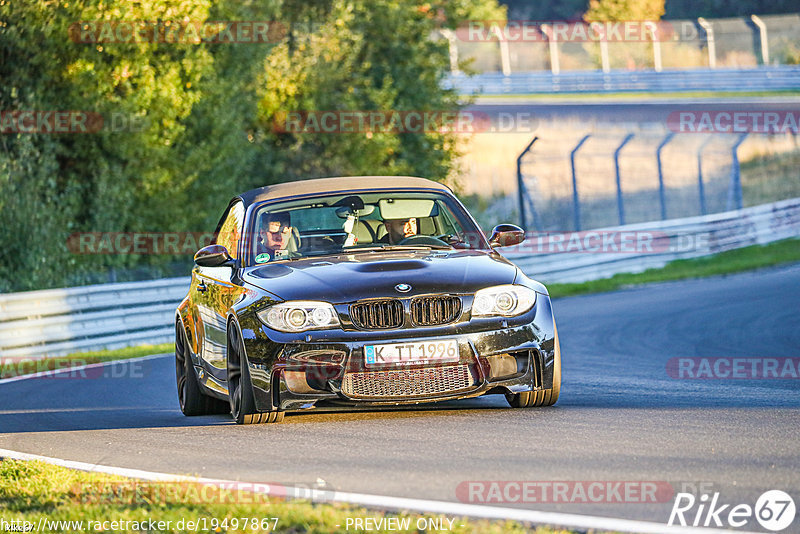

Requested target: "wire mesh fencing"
[{"left": 518, "top": 131, "right": 799, "bottom": 232}]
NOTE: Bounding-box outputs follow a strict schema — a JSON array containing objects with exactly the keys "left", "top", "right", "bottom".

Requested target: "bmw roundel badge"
[{"left": 395, "top": 283, "right": 412, "bottom": 293}]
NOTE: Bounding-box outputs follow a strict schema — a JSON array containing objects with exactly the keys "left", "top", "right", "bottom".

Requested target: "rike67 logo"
[{"left": 669, "top": 490, "right": 796, "bottom": 531}]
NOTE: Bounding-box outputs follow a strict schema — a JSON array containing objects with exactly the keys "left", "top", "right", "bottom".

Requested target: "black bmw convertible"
[{"left": 175, "top": 176, "right": 561, "bottom": 424}]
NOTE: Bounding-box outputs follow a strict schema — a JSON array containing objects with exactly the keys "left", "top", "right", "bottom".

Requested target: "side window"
[
  {"left": 437, "top": 201, "right": 459, "bottom": 235},
  {"left": 216, "top": 202, "right": 245, "bottom": 259}
]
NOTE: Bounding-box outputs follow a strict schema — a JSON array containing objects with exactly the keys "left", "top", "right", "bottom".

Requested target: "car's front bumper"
[{"left": 239, "top": 293, "right": 557, "bottom": 413}]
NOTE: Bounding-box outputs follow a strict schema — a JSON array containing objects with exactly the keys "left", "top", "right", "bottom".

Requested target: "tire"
[
  {"left": 175, "top": 321, "right": 229, "bottom": 416},
  {"left": 506, "top": 323, "right": 561, "bottom": 408},
  {"left": 227, "top": 320, "right": 284, "bottom": 425}
]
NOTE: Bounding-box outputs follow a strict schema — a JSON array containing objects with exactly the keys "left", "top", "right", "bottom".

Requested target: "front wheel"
[
  {"left": 226, "top": 321, "right": 284, "bottom": 425},
  {"left": 506, "top": 323, "right": 561, "bottom": 408}
]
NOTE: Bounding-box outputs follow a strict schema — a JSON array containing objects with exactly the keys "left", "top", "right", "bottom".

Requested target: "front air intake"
[{"left": 341, "top": 364, "right": 474, "bottom": 399}]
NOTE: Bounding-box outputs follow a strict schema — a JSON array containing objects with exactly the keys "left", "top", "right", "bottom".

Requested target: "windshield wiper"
[
  {"left": 342, "top": 244, "right": 454, "bottom": 252},
  {"left": 383, "top": 244, "right": 452, "bottom": 250},
  {"left": 272, "top": 244, "right": 453, "bottom": 263},
  {"left": 341, "top": 245, "right": 388, "bottom": 253}
]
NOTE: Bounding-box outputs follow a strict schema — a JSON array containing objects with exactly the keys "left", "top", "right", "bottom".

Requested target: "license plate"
[{"left": 363, "top": 339, "right": 459, "bottom": 366}]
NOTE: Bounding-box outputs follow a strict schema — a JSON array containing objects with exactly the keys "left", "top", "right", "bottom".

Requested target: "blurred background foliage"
[
  {"left": 1, "top": 0, "right": 796, "bottom": 292},
  {"left": 0, "top": 0, "right": 503, "bottom": 291}
]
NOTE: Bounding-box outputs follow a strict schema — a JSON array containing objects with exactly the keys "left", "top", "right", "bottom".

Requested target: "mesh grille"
[
  {"left": 341, "top": 364, "right": 473, "bottom": 399},
  {"left": 350, "top": 299, "right": 404, "bottom": 329},
  {"left": 411, "top": 296, "right": 462, "bottom": 326}
]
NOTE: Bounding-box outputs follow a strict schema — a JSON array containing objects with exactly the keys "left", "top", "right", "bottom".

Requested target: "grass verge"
[
  {"left": 741, "top": 151, "right": 800, "bottom": 207},
  {"left": 0, "top": 343, "right": 172, "bottom": 380},
  {"left": 0, "top": 460, "right": 569, "bottom": 534},
  {"left": 547, "top": 238, "right": 800, "bottom": 298}
]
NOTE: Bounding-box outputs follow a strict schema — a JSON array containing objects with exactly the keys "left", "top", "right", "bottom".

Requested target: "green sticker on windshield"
[{"left": 255, "top": 253, "right": 271, "bottom": 263}]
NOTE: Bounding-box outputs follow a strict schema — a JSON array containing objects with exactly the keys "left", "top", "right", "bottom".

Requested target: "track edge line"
[{"left": 0, "top": 447, "right": 750, "bottom": 534}]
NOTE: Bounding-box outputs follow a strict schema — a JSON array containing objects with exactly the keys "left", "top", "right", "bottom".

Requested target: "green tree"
[
  {"left": 501, "top": 0, "right": 588, "bottom": 20},
  {"left": 0, "top": 0, "right": 227, "bottom": 290},
  {"left": 582, "top": 0, "right": 665, "bottom": 70},
  {"left": 662, "top": 0, "right": 800, "bottom": 19},
  {"left": 253, "top": 0, "right": 505, "bottom": 184},
  {"left": 0, "top": 0, "right": 503, "bottom": 292},
  {"left": 584, "top": 0, "right": 665, "bottom": 21}
]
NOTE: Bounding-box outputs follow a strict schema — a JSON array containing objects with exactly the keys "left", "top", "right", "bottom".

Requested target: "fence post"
[
  {"left": 499, "top": 40, "right": 512, "bottom": 76},
  {"left": 656, "top": 133, "right": 675, "bottom": 220},
  {"left": 439, "top": 29, "right": 459, "bottom": 74},
  {"left": 599, "top": 39, "right": 610, "bottom": 73},
  {"left": 516, "top": 136, "right": 539, "bottom": 230},
  {"left": 647, "top": 22, "right": 662, "bottom": 72},
  {"left": 486, "top": 24, "right": 512, "bottom": 75},
  {"left": 728, "top": 133, "right": 748, "bottom": 210},
  {"left": 541, "top": 24, "right": 560, "bottom": 76},
  {"left": 750, "top": 15, "right": 770, "bottom": 65},
  {"left": 698, "top": 18, "right": 716, "bottom": 69},
  {"left": 614, "top": 134, "right": 635, "bottom": 226},
  {"left": 697, "top": 135, "right": 714, "bottom": 215},
  {"left": 570, "top": 135, "right": 591, "bottom": 231}
]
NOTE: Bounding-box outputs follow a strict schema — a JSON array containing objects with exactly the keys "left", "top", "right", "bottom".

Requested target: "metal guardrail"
[
  {"left": 1, "top": 197, "right": 798, "bottom": 359},
  {"left": 447, "top": 66, "right": 800, "bottom": 94},
  {"left": 0, "top": 278, "right": 187, "bottom": 359},
  {"left": 504, "top": 197, "right": 800, "bottom": 283}
]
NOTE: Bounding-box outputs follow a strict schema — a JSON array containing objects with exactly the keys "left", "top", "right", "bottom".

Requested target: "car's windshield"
[{"left": 248, "top": 191, "right": 486, "bottom": 264}]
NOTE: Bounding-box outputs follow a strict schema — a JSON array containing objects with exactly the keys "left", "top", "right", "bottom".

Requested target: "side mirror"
[
  {"left": 488, "top": 224, "right": 525, "bottom": 248},
  {"left": 194, "top": 244, "right": 234, "bottom": 267}
]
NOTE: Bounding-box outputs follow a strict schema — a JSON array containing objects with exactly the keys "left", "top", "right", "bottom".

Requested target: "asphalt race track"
[{"left": 2, "top": 264, "right": 799, "bottom": 529}]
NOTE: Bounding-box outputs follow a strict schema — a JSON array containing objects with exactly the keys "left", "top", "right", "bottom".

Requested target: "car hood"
[{"left": 242, "top": 249, "right": 521, "bottom": 303}]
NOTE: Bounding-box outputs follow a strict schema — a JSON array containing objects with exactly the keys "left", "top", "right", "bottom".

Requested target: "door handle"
[{"left": 196, "top": 281, "right": 207, "bottom": 292}]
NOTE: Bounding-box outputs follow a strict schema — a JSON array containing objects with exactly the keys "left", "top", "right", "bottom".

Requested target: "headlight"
[
  {"left": 257, "top": 301, "right": 340, "bottom": 332},
  {"left": 472, "top": 285, "right": 536, "bottom": 317}
]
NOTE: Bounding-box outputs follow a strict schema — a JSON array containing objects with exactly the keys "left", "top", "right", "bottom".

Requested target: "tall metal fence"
[
  {"left": 516, "top": 132, "right": 799, "bottom": 232},
  {"left": 442, "top": 13, "right": 800, "bottom": 75}
]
